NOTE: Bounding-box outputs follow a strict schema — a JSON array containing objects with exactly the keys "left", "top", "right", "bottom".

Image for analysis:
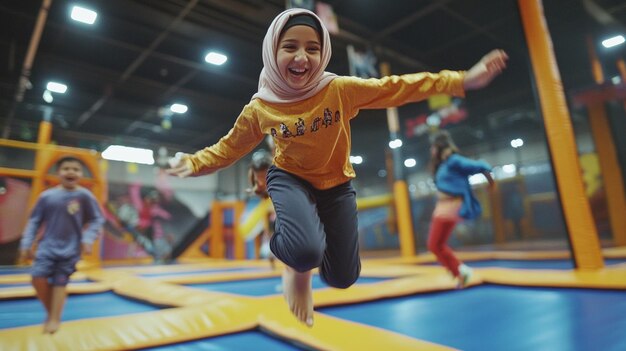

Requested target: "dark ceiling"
[{"left": 1, "top": 0, "right": 625, "bottom": 182}]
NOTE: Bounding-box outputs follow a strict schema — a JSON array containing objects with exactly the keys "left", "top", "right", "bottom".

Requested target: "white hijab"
[{"left": 252, "top": 8, "right": 337, "bottom": 104}]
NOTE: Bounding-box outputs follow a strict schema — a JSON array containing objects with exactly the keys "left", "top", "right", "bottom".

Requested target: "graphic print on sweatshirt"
[
  {"left": 67, "top": 199, "right": 81, "bottom": 215},
  {"left": 271, "top": 107, "right": 341, "bottom": 139}
]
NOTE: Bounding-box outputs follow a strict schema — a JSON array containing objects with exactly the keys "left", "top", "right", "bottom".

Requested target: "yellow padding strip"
[
  {"left": 102, "top": 260, "right": 271, "bottom": 274},
  {"left": 368, "top": 250, "right": 574, "bottom": 266},
  {"left": 603, "top": 246, "right": 626, "bottom": 258},
  {"left": 154, "top": 264, "right": 422, "bottom": 285},
  {"left": 480, "top": 266, "right": 626, "bottom": 289},
  {"left": 154, "top": 270, "right": 281, "bottom": 285},
  {"left": 0, "top": 302, "right": 259, "bottom": 351},
  {"left": 258, "top": 301, "right": 455, "bottom": 351},
  {"left": 359, "top": 264, "right": 427, "bottom": 277},
  {"left": 254, "top": 274, "right": 478, "bottom": 309},
  {"left": 110, "top": 276, "right": 253, "bottom": 307}
]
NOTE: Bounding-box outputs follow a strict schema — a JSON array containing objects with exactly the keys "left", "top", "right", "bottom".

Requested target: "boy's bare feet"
[
  {"left": 282, "top": 266, "right": 314, "bottom": 327},
  {"left": 43, "top": 319, "right": 60, "bottom": 334}
]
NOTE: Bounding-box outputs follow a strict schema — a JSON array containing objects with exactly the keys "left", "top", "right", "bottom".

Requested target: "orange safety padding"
[
  {"left": 489, "top": 183, "right": 506, "bottom": 243},
  {"left": 394, "top": 180, "right": 416, "bottom": 257},
  {"left": 587, "top": 103, "right": 626, "bottom": 246},
  {"left": 517, "top": 0, "right": 603, "bottom": 269}
]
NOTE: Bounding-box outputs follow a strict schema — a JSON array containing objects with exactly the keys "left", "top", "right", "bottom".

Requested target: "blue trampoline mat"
[
  {"left": 187, "top": 276, "right": 387, "bottom": 296},
  {"left": 423, "top": 258, "right": 626, "bottom": 270},
  {"left": 142, "top": 330, "right": 300, "bottom": 351},
  {"left": 320, "top": 285, "right": 626, "bottom": 351},
  {"left": 0, "top": 279, "right": 91, "bottom": 288},
  {"left": 0, "top": 267, "right": 32, "bottom": 275},
  {"left": 0, "top": 291, "right": 161, "bottom": 329}
]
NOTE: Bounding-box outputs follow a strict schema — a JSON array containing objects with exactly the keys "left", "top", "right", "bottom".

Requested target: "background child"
[
  {"left": 428, "top": 130, "right": 495, "bottom": 288},
  {"left": 168, "top": 8, "right": 507, "bottom": 326},
  {"left": 247, "top": 149, "right": 277, "bottom": 269},
  {"left": 19, "top": 156, "right": 104, "bottom": 333}
]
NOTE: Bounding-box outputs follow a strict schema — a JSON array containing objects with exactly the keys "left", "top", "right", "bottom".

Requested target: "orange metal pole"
[
  {"left": 380, "top": 62, "right": 416, "bottom": 257},
  {"left": 586, "top": 36, "right": 604, "bottom": 84},
  {"left": 518, "top": 0, "right": 603, "bottom": 269},
  {"left": 617, "top": 58, "right": 626, "bottom": 81}
]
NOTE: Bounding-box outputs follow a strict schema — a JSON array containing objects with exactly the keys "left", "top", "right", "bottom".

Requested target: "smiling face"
[
  {"left": 276, "top": 25, "right": 321, "bottom": 90},
  {"left": 57, "top": 160, "right": 83, "bottom": 190}
]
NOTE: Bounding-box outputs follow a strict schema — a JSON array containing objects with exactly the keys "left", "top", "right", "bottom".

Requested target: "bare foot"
[
  {"left": 43, "top": 319, "right": 60, "bottom": 334},
  {"left": 282, "top": 267, "right": 314, "bottom": 327}
]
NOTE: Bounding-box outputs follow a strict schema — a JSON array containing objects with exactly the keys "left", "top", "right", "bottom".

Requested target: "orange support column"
[
  {"left": 392, "top": 181, "right": 416, "bottom": 257},
  {"left": 381, "top": 62, "right": 417, "bottom": 257},
  {"left": 232, "top": 201, "right": 246, "bottom": 259},
  {"left": 587, "top": 103, "right": 626, "bottom": 246},
  {"left": 617, "top": 59, "right": 626, "bottom": 81},
  {"left": 28, "top": 121, "right": 53, "bottom": 210},
  {"left": 210, "top": 202, "right": 224, "bottom": 258},
  {"left": 489, "top": 184, "right": 506, "bottom": 244},
  {"left": 586, "top": 36, "right": 604, "bottom": 84},
  {"left": 518, "top": 0, "right": 603, "bottom": 269},
  {"left": 618, "top": 59, "right": 626, "bottom": 114}
]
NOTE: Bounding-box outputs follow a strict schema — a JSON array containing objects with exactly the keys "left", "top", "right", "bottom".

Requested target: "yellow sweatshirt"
[{"left": 185, "top": 70, "right": 465, "bottom": 190}]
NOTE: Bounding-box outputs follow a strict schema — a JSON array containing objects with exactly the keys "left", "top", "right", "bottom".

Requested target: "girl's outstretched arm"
[
  {"left": 168, "top": 104, "right": 264, "bottom": 178},
  {"left": 166, "top": 154, "right": 194, "bottom": 178},
  {"left": 463, "top": 49, "right": 508, "bottom": 90}
]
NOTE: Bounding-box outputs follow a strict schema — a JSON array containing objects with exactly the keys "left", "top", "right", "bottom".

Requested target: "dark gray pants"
[{"left": 267, "top": 166, "right": 361, "bottom": 289}]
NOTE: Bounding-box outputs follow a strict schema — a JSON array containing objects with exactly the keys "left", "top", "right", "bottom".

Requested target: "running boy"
[{"left": 19, "top": 156, "right": 104, "bottom": 333}]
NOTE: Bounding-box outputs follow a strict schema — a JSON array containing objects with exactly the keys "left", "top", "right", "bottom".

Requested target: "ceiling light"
[
  {"left": 102, "top": 145, "right": 154, "bottom": 165},
  {"left": 170, "top": 103, "right": 188, "bottom": 114},
  {"left": 388, "top": 139, "right": 403, "bottom": 149},
  {"left": 510, "top": 138, "right": 524, "bottom": 148},
  {"left": 469, "top": 174, "right": 488, "bottom": 185},
  {"left": 70, "top": 6, "right": 98, "bottom": 25},
  {"left": 46, "top": 82, "right": 67, "bottom": 94},
  {"left": 404, "top": 158, "right": 417, "bottom": 168},
  {"left": 42, "top": 90, "right": 53, "bottom": 103},
  {"left": 602, "top": 35, "right": 625, "bottom": 48},
  {"left": 349, "top": 155, "right": 363, "bottom": 165},
  {"left": 205, "top": 52, "right": 228, "bottom": 65},
  {"left": 502, "top": 164, "right": 517, "bottom": 174}
]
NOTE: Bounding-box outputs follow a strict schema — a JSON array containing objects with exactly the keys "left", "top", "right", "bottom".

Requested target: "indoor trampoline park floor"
[{"left": 1, "top": 249, "right": 626, "bottom": 351}]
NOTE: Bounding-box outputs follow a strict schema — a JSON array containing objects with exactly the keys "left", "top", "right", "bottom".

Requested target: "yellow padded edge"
[
  {"left": 480, "top": 266, "right": 626, "bottom": 289},
  {"left": 0, "top": 303, "right": 259, "bottom": 351},
  {"left": 367, "top": 250, "right": 574, "bottom": 265},
  {"left": 258, "top": 305, "right": 457, "bottom": 351},
  {"left": 603, "top": 246, "right": 626, "bottom": 258},
  {"left": 109, "top": 276, "right": 253, "bottom": 307},
  {"left": 153, "top": 270, "right": 281, "bottom": 285},
  {"left": 101, "top": 260, "right": 270, "bottom": 274}
]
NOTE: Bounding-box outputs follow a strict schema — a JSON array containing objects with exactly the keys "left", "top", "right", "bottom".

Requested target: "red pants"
[{"left": 427, "top": 216, "right": 461, "bottom": 277}]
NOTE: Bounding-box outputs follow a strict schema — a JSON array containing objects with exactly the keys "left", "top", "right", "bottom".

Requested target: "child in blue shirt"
[
  {"left": 428, "top": 131, "right": 494, "bottom": 288},
  {"left": 19, "top": 156, "right": 104, "bottom": 333}
]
